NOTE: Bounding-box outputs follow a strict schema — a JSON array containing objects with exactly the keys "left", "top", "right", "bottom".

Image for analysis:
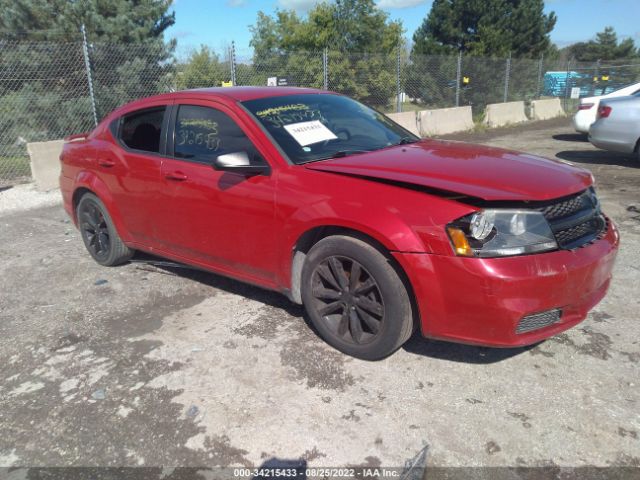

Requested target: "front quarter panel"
[{"left": 275, "top": 166, "right": 475, "bottom": 287}]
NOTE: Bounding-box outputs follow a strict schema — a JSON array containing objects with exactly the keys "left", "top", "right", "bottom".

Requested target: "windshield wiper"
[
  {"left": 310, "top": 149, "right": 371, "bottom": 162},
  {"left": 395, "top": 137, "right": 419, "bottom": 146}
]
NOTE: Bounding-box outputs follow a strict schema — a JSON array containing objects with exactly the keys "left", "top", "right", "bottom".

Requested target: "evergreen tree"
[
  {"left": 0, "top": 0, "right": 174, "bottom": 43},
  {"left": 0, "top": 0, "right": 176, "bottom": 136},
  {"left": 411, "top": 0, "right": 556, "bottom": 58},
  {"left": 561, "top": 27, "right": 639, "bottom": 62},
  {"left": 407, "top": 0, "right": 557, "bottom": 111}
]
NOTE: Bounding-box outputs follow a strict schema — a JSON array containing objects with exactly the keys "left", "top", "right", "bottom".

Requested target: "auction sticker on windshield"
[{"left": 284, "top": 120, "right": 337, "bottom": 146}]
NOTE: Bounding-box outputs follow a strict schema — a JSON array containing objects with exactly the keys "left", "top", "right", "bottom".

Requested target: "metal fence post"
[
  {"left": 455, "top": 51, "right": 462, "bottom": 107},
  {"left": 563, "top": 59, "right": 571, "bottom": 111},
  {"left": 396, "top": 45, "right": 402, "bottom": 113},
  {"left": 536, "top": 54, "right": 544, "bottom": 99},
  {"left": 594, "top": 59, "right": 601, "bottom": 96},
  {"left": 323, "top": 47, "right": 328, "bottom": 90},
  {"left": 81, "top": 24, "right": 98, "bottom": 127},
  {"left": 503, "top": 52, "right": 511, "bottom": 103},
  {"left": 230, "top": 41, "right": 237, "bottom": 86}
]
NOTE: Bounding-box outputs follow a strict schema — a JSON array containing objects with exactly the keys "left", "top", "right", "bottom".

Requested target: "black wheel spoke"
[
  {"left": 81, "top": 221, "right": 95, "bottom": 233},
  {"left": 328, "top": 257, "right": 349, "bottom": 290},
  {"left": 318, "top": 300, "right": 342, "bottom": 316},
  {"left": 317, "top": 264, "right": 341, "bottom": 290},
  {"left": 349, "top": 308, "right": 364, "bottom": 344},
  {"left": 355, "top": 305, "right": 381, "bottom": 334},
  {"left": 337, "top": 309, "right": 349, "bottom": 336},
  {"left": 313, "top": 286, "right": 341, "bottom": 301},
  {"left": 354, "top": 278, "right": 376, "bottom": 295},
  {"left": 354, "top": 295, "right": 383, "bottom": 317},
  {"left": 81, "top": 212, "right": 97, "bottom": 229},
  {"left": 349, "top": 262, "right": 361, "bottom": 291},
  {"left": 97, "top": 232, "right": 109, "bottom": 253},
  {"left": 89, "top": 204, "right": 100, "bottom": 225}
]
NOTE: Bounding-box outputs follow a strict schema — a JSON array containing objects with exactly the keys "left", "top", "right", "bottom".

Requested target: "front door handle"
[
  {"left": 98, "top": 159, "right": 116, "bottom": 167},
  {"left": 165, "top": 171, "right": 188, "bottom": 181}
]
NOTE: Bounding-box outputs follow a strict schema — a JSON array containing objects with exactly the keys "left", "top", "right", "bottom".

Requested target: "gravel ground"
[
  {"left": 0, "top": 183, "right": 61, "bottom": 216},
  {"left": 1, "top": 118, "right": 639, "bottom": 474}
]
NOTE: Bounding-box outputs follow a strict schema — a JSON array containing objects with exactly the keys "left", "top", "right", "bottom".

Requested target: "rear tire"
[
  {"left": 77, "top": 193, "right": 133, "bottom": 266},
  {"left": 301, "top": 235, "right": 414, "bottom": 360}
]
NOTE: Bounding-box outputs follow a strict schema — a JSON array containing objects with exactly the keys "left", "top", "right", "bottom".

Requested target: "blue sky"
[{"left": 166, "top": 0, "right": 640, "bottom": 56}]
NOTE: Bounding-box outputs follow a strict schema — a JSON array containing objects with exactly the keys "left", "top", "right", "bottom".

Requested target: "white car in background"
[{"left": 573, "top": 81, "right": 640, "bottom": 134}]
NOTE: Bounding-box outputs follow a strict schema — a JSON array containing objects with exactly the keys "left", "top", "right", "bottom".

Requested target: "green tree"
[
  {"left": 0, "top": 0, "right": 175, "bottom": 144},
  {"left": 411, "top": 0, "right": 556, "bottom": 58},
  {"left": 0, "top": 0, "right": 175, "bottom": 43},
  {"left": 407, "top": 0, "right": 557, "bottom": 110},
  {"left": 561, "top": 27, "right": 639, "bottom": 62},
  {"left": 248, "top": 0, "right": 402, "bottom": 108},
  {"left": 177, "top": 46, "right": 229, "bottom": 89}
]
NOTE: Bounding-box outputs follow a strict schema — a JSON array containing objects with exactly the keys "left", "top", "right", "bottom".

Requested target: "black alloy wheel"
[
  {"left": 301, "top": 235, "right": 415, "bottom": 360},
  {"left": 310, "top": 256, "right": 385, "bottom": 345},
  {"left": 79, "top": 199, "right": 111, "bottom": 261},
  {"left": 77, "top": 193, "right": 133, "bottom": 266}
]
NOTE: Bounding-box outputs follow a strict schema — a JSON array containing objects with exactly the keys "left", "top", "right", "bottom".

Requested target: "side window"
[
  {"left": 120, "top": 107, "right": 165, "bottom": 153},
  {"left": 173, "top": 105, "right": 263, "bottom": 164}
]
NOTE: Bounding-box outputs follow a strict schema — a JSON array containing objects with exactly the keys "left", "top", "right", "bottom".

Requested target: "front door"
[{"left": 156, "top": 102, "right": 278, "bottom": 284}]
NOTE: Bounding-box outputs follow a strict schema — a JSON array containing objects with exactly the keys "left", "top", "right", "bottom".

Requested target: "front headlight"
[{"left": 446, "top": 209, "right": 558, "bottom": 258}]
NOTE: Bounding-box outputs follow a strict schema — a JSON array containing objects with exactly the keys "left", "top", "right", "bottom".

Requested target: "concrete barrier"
[
  {"left": 27, "top": 140, "right": 63, "bottom": 191},
  {"left": 418, "top": 106, "right": 474, "bottom": 136},
  {"left": 483, "top": 101, "right": 528, "bottom": 127},
  {"left": 386, "top": 111, "right": 420, "bottom": 137},
  {"left": 530, "top": 98, "right": 565, "bottom": 120}
]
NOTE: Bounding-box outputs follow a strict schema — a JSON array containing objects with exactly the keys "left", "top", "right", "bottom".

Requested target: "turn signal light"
[
  {"left": 578, "top": 103, "right": 594, "bottom": 110},
  {"left": 446, "top": 226, "right": 473, "bottom": 257}
]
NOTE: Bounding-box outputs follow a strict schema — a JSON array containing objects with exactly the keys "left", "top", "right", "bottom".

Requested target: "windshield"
[{"left": 241, "top": 93, "right": 419, "bottom": 164}]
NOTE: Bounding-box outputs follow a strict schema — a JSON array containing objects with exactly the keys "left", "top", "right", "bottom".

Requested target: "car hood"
[{"left": 304, "top": 140, "right": 592, "bottom": 201}]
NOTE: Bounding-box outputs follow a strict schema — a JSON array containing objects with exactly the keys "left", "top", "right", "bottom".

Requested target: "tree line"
[{"left": 0, "top": 0, "right": 638, "bottom": 148}]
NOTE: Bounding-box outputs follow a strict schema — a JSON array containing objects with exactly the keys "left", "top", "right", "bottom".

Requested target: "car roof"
[
  {"left": 133, "top": 86, "right": 327, "bottom": 104},
  {"left": 108, "top": 86, "right": 330, "bottom": 120}
]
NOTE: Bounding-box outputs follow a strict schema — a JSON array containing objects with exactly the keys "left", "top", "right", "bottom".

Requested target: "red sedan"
[{"left": 60, "top": 87, "right": 619, "bottom": 360}]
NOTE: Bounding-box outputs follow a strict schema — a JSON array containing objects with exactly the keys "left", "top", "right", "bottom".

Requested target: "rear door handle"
[
  {"left": 165, "top": 171, "right": 188, "bottom": 181},
  {"left": 98, "top": 159, "right": 116, "bottom": 167}
]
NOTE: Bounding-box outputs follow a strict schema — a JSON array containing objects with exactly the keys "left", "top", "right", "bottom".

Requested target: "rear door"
[
  {"left": 97, "top": 103, "right": 170, "bottom": 245},
  {"left": 156, "top": 100, "right": 278, "bottom": 284}
]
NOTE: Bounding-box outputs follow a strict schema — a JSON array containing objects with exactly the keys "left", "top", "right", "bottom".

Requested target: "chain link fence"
[{"left": 2, "top": 38, "right": 640, "bottom": 185}]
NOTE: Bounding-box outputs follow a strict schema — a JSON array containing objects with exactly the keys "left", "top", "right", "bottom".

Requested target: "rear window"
[{"left": 120, "top": 107, "right": 166, "bottom": 153}]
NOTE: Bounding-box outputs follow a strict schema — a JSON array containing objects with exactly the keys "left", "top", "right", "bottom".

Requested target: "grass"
[{"left": 0, "top": 155, "right": 31, "bottom": 180}]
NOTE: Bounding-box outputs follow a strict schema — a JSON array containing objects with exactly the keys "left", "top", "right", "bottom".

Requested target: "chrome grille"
[
  {"left": 516, "top": 309, "right": 562, "bottom": 334},
  {"left": 537, "top": 188, "right": 606, "bottom": 250}
]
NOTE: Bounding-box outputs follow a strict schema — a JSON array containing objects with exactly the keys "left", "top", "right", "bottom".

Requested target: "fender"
[
  {"left": 72, "top": 170, "right": 133, "bottom": 243},
  {"left": 276, "top": 203, "right": 431, "bottom": 292}
]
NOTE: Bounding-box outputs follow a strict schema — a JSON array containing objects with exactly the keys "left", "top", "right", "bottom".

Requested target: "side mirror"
[{"left": 213, "top": 151, "right": 270, "bottom": 176}]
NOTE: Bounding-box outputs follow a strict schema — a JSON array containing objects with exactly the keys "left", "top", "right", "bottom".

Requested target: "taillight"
[
  {"left": 578, "top": 103, "right": 594, "bottom": 110},
  {"left": 597, "top": 105, "right": 612, "bottom": 119}
]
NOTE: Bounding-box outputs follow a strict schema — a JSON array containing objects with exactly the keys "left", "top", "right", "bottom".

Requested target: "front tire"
[
  {"left": 77, "top": 193, "right": 133, "bottom": 266},
  {"left": 301, "top": 235, "right": 414, "bottom": 360}
]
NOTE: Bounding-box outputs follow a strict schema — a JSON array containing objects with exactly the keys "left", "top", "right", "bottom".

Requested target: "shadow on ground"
[
  {"left": 556, "top": 150, "right": 638, "bottom": 168},
  {"left": 552, "top": 133, "right": 589, "bottom": 142},
  {"left": 129, "top": 253, "right": 532, "bottom": 365},
  {"left": 402, "top": 332, "right": 537, "bottom": 364}
]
